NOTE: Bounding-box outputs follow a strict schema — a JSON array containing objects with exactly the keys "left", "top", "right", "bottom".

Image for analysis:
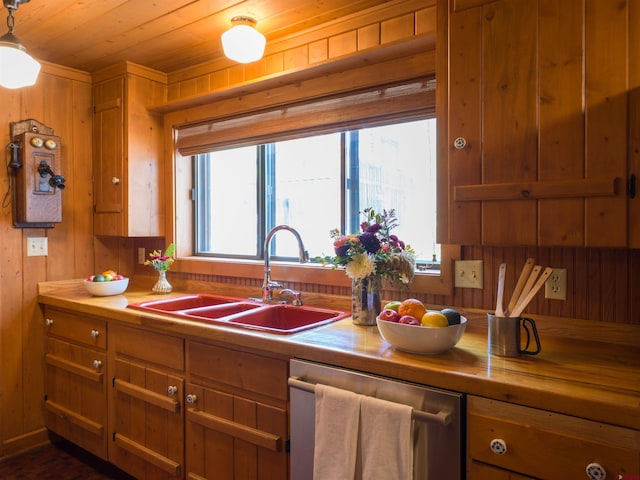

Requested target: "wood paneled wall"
[
  {"left": 450, "top": 246, "right": 639, "bottom": 324},
  {"left": 0, "top": 63, "right": 96, "bottom": 457}
]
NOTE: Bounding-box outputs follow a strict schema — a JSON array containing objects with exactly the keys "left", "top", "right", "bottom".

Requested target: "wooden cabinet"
[
  {"left": 437, "top": 0, "right": 638, "bottom": 247},
  {"left": 109, "top": 324, "right": 185, "bottom": 479},
  {"left": 44, "top": 307, "right": 108, "bottom": 459},
  {"left": 467, "top": 395, "right": 640, "bottom": 480},
  {"left": 185, "top": 341, "right": 289, "bottom": 480},
  {"left": 92, "top": 62, "right": 167, "bottom": 237}
]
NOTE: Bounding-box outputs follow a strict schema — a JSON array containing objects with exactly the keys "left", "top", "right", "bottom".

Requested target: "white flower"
[{"left": 345, "top": 253, "right": 376, "bottom": 280}]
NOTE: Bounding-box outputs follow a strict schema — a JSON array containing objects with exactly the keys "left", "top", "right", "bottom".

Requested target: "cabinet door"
[
  {"left": 438, "top": 0, "right": 630, "bottom": 247},
  {"left": 93, "top": 76, "right": 125, "bottom": 227},
  {"left": 110, "top": 324, "right": 185, "bottom": 479},
  {"left": 469, "top": 461, "right": 533, "bottom": 480},
  {"left": 111, "top": 357, "right": 184, "bottom": 479},
  {"left": 45, "top": 337, "right": 107, "bottom": 459},
  {"left": 185, "top": 383, "right": 288, "bottom": 480}
]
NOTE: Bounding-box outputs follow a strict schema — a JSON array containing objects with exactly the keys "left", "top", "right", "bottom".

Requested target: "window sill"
[{"left": 172, "top": 245, "right": 459, "bottom": 296}]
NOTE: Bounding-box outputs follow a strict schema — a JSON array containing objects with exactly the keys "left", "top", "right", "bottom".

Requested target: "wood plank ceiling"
[{"left": 4, "top": 0, "right": 392, "bottom": 74}]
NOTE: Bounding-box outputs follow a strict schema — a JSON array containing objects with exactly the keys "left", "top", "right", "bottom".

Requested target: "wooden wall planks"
[{"left": 0, "top": 63, "right": 97, "bottom": 457}]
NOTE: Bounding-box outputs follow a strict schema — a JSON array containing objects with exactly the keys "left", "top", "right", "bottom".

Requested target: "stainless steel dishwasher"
[{"left": 289, "top": 359, "right": 464, "bottom": 479}]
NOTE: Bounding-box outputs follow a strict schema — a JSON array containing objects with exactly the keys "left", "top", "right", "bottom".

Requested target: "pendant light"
[
  {"left": 0, "top": 0, "right": 40, "bottom": 89},
  {"left": 221, "top": 16, "right": 266, "bottom": 64}
]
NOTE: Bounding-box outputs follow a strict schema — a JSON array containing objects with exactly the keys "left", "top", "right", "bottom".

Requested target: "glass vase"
[
  {"left": 152, "top": 270, "right": 172, "bottom": 294},
  {"left": 351, "top": 275, "right": 382, "bottom": 326}
]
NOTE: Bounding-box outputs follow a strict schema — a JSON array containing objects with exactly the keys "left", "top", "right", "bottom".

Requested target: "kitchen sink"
[
  {"left": 127, "top": 293, "right": 243, "bottom": 312},
  {"left": 127, "top": 294, "right": 349, "bottom": 334}
]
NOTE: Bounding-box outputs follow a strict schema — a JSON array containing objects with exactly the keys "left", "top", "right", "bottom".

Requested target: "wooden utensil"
[
  {"left": 512, "top": 264, "right": 541, "bottom": 315},
  {"left": 510, "top": 267, "right": 553, "bottom": 318},
  {"left": 495, "top": 263, "right": 507, "bottom": 317},
  {"left": 506, "top": 257, "right": 535, "bottom": 316}
]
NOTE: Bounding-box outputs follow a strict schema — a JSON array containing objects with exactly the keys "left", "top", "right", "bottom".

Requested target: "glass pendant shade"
[
  {"left": 0, "top": 32, "right": 40, "bottom": 89},
  {"left": 221, "top": 17, "right": 266, "bottom": 64}
]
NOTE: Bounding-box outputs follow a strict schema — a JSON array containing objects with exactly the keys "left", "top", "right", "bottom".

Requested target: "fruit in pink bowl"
[{"left": 378, "top": 309, "right": 400, "bottom": 323}]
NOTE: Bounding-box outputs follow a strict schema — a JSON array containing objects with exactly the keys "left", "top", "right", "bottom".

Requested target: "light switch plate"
[
  {"left": 27, "top": 237, "right": 48, "bottom": 256},
  {"left": 454, "top": 260, "right": 483, "bottom": 289}
]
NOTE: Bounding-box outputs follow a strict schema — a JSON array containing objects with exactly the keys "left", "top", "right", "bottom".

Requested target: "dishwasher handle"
[{"left": 288, "top": 376, "right": 453, "bottom": 426}]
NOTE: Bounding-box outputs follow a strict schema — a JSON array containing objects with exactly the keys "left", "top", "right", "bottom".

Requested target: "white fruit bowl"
[
  {"left": 84, "top": 278, "right": 129, "bottom": 296},
  {"left": 376, "top": 316, "right": 467, "bottom": 354}
]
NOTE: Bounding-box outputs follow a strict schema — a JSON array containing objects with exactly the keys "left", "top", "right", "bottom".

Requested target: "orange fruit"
[
  {"left": 102, "top": 269, "right": 117, "bottom": 277},
  {"left": 398, "top": 298, "right": 426, "bottom": 320}
]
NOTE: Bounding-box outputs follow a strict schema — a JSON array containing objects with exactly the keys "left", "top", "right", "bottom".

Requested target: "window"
[
  {"left": 193, "top": 119, "right": 439, "bottom": 267},
  {"left": 172, "top": 75, "right": 458, "bottom": 295}
]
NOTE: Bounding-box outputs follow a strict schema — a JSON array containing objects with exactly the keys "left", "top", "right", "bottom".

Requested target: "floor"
[{"left": 0, "top": 440, "right": 135, "bottom": 480}]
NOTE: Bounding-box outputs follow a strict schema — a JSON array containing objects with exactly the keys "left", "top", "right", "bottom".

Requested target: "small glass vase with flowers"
[
  {"left": 318, "top": 208, "right": 415, "bottom": 325},
  {"left": 145, "top": 243, "right": 176, "bottom": 294}
]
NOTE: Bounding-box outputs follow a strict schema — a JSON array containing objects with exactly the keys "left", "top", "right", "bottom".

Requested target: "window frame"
[{"left": 166, "top": 67, "right": 459, "bottom": 296}]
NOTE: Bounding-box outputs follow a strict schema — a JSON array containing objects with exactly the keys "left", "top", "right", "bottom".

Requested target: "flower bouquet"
[
  {"left": 145, "top": 243, "right": 176, "bottom": 294},
  {"left": 318, "top": 208, "right": 415, "bottom": 325}
]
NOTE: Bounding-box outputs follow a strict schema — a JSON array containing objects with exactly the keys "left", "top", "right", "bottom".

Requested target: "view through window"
[{"left": 194, "top": 118, "right": 439, "bottom": 268}]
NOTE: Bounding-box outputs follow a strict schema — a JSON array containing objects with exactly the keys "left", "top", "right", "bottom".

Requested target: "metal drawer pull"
[
  {"left": 287, "top": 376, "right": 452, "bottom": 426},
  {"left": 92, "top": 360, "right": 102, "bottom": 369},
  {"left": 90, "top": 329, "right": 100, "bottom": 338},
  {"left": 45, "top": 318, "right": 54, "bottom": 326}
]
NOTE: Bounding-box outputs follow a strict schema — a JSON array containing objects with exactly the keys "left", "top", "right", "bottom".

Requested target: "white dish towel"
[
  {"left": 360, "top": 395, "right": 414, "bottom": 480},
  {"left": 313, "top": 384, "right": 362, "bottom": 480}
]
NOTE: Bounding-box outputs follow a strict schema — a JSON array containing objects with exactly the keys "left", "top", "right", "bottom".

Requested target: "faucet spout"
[{"left": 262, "top": 225, "right": 308, "bottom": 302}]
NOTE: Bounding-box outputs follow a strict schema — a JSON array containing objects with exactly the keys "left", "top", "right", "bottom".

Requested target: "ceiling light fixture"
[
  {"left": 0, "top": 0, "right": 40, "bottom": 89},
  {"left": 221, "top": 16, "right": 266, "bottom": 64}
]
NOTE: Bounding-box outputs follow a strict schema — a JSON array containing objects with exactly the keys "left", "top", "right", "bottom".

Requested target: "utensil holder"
[{"left": 487, "top": 313, "right": 541, "bottom": 357}]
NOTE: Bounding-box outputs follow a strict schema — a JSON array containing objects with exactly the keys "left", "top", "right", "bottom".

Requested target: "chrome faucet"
[{"left": 260, "top": 225, "right": 308, "bottom": 303}]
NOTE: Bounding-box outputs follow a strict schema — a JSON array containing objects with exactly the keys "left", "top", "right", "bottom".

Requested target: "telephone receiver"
[{"left": 37, "top": 160, "right": 66, "bottom": 190}]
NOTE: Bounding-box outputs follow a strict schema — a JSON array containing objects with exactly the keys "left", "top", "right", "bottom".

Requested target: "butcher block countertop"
[{"left": 38, "top": 279, "right": 640, "bottom": 431}]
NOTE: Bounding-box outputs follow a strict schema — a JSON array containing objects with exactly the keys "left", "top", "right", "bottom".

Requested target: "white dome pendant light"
[
  {"left": 221, "top": 16, "right": 266, "bottom": 64},
  {"left": 0, "top": 0, "right": 40, "bottom": 89}
]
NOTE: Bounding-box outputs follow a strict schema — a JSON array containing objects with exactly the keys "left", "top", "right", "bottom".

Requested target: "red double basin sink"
[{"left": 127, "top": 294, "right": 349, "bottom": 335}]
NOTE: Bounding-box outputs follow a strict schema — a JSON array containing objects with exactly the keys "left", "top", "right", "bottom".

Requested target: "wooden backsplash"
[
  {"left": 133, "top": 239, "right": 639, "bottom": 325},
  {"left": 452, "top": 246, "right": 639, "bottom": 325}
]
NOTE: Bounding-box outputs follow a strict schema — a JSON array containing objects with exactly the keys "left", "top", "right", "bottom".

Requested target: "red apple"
[
  {"left": 378, "top": 309, "right": 400, "bottom": 323},
  {"left": 399, "top": 315, "right": 420, "bottom": 325}
]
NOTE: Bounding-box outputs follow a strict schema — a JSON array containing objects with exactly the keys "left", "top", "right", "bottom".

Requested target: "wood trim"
[
  {"left": 186, "top": 474, "right": 207, "bottom": 480},
  {"left": 45, "top": 354, "right": 103, "bottom": 384},
  {"left": 114, "top": 433, "right": 181, "bottom": 476},
  {"left": 453, "top": 0, "right": 496, "bottom": 12},
  {"left": 113, "top": 379, "right": 180, "bottom": 413},
  {"left": 45, "top": 400, "right": 104, "bottom": 437},
  {"left": 454, "top": 178, "right": 619, "bottom": 202},
  {"left": 186, "top": 408, "right": 281, "bottom": 452}
]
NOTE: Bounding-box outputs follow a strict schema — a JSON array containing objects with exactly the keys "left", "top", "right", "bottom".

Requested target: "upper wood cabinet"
[
  {"left": 92, "top": 62, "right": 167, "bottom": 237},
  {"left": 437, "top": 0, "right": 640, "bottom": 247}
]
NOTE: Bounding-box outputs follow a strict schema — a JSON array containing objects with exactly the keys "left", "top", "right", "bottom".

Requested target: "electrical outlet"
[
  {"left": 138, "top": 247, "right": 146, "bottom": 264},
  {"left": 454, "top": 260, "right": 483, "bottom": 289},
  {"left": 27, "top": 237, "right": 48, "bottom": 256},
  {"left": 545, "top": 268, "right": 567, "bottom": 300}
]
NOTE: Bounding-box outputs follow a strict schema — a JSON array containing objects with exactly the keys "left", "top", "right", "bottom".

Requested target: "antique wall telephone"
[{"left": 5, "top": 119, "right": 65, "bottom": 227}]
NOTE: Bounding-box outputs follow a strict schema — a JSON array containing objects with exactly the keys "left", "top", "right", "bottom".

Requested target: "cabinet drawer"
[
  {"left": 468, "top": 396, "right": 640, "bottom": 480},
  {"left": 112, "top": 324, "right": 184, "bottom": 371},
  {"left": 44, "top": 307, "right": 107, "bottom": 349},
  {"left": 188, "top": 341, "right": 288, "bottom": 403}
]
